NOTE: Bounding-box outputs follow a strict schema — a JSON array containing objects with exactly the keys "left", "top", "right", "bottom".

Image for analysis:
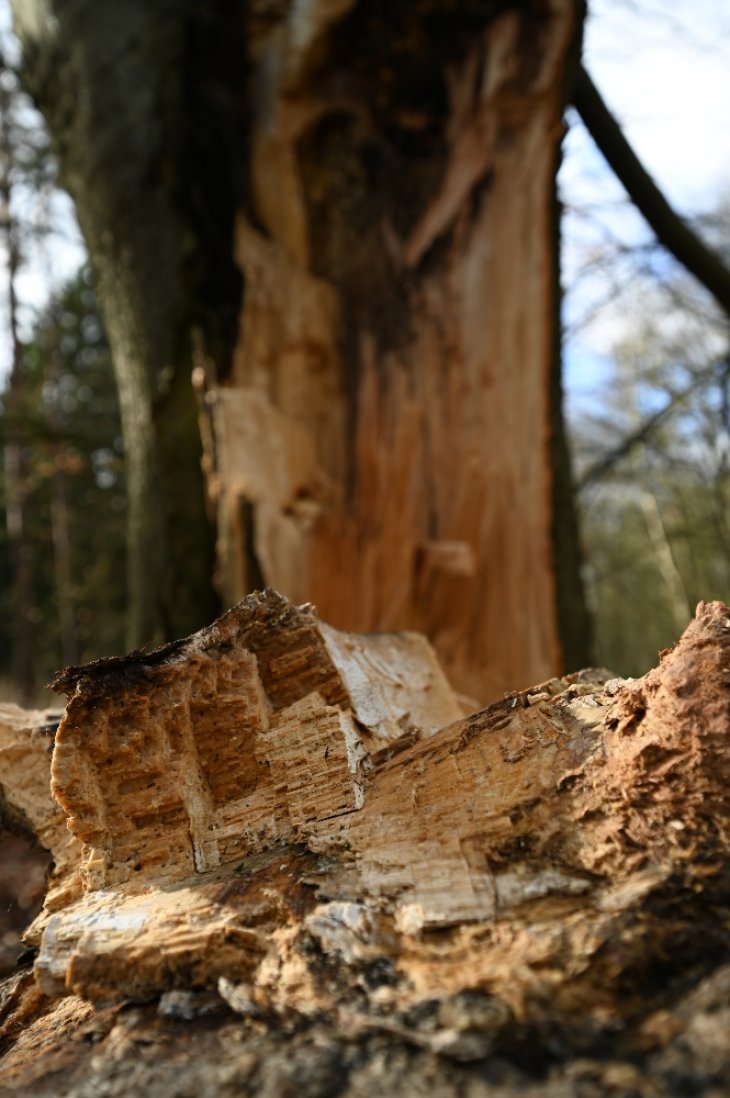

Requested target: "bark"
[
  {"left": 12, "top": 0, "right": 590, "bottom": 700},
  {"left": 0, "top": 592, "right": 729, "bottom": 1095}
]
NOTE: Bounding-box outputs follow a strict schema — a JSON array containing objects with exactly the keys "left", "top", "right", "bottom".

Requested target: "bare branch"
[
  {"left": 577, "top": 356, "right": 728, "bottom": 490},
  {"left": 573, "top": 65, "right": 730, "bottom": 319}
]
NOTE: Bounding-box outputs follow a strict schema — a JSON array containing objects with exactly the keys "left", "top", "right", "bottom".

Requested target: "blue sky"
[{"left": 561, "top": 0, "right": 730, "bottom": 415}]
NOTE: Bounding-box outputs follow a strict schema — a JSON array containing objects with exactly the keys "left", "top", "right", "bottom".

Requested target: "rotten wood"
[
  {"left": 0, "top": 705, "right": 82, "bottom": 924},
  {"left": 0, "top": 592, "right": 728, "bottom": 1095},
  {"left": 205, "top": 0, "right": 587, "bottom": 702}
]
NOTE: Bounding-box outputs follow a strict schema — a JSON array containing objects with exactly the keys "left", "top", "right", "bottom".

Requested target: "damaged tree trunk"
[
  {"left": 11, "top": 0, "right": 590, "bottom": 699},
  {"left": 1, "top": 592, "right": 729, "bottom": 1095},
  {"left": 203, "top": 0, "right": 589, "bottom": 701}
]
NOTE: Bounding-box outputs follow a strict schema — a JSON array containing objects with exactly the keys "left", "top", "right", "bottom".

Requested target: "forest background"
[{"left": 0, "top": 0, "right": 729, "bottom": 705}]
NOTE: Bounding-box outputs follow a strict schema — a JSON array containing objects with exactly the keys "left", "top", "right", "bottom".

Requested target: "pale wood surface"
[{"left": 1, "top": 595, "right": 728, "bottom": 1095}]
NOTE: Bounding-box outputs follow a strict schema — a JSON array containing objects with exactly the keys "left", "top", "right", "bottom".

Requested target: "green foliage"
[
  {"left": 0, "top": 266, "right": 126, "bottom": 694},
  {"left": 574, "top": 274, "right": 730, "bottom": 677},
  {"left": 582, "top": 484, "right": 692, "bottom": 677}
]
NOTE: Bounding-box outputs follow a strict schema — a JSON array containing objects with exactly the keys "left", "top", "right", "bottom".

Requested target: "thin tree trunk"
[
  {"left": 48, "top": 384, "right": 78, "bottom": 668},
  {"left": 11, "top": 0, "right": 219, "bottom": 651},
  {"left": 35, "top": 191, "right": 79, "bottom": 669},
  {"left": 0, "top": 76, "right": 35, "bottom": 704},
  {"left": 636, "top": 488, "right": 691, "bottom": 633}
]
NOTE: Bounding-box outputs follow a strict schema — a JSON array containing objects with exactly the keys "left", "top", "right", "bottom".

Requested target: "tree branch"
[
  {"left": 573, "top": 64, "right": 730, "bottom": 319},
  {"left": 576, "top": 357, "right": 728, "bottom": 490}
]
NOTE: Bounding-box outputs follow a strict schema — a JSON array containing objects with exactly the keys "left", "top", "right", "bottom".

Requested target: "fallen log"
[{"left": 0, "top": 591, "right": 729, "bottom": 1096}]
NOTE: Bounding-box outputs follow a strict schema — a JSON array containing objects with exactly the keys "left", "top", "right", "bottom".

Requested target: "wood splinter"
[{"left": 0, "top": 592, "right": 729, "bottom": 1074}]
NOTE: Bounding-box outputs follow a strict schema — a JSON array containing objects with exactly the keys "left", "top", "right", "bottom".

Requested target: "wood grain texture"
[
  {"left": 3, "top": 591, "right": 724, "bottom": 1017},
  {"left": 0, "top": 705, "right": 83, "bottom": 924},
  {"left": 204, "top": 0, "right": 582, "bottom": 702},
  {"left": 1, "top": 595, "right": 729, "bottom": 1094}
]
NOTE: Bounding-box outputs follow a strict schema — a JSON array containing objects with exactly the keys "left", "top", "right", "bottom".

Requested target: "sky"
[
  {"left": 560, "top": 0, "right": 730, "bottom": 411},
  {"left": 0, "top": 1, "right": 729, "bottom": 388},
  {"left": 580, "top": 0, "right": 730, "bottom": 210},
  {"left": 0, "top": 0, "right": 85, "bottom": 379}
]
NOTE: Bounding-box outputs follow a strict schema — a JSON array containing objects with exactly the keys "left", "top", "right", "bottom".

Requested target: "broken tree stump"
[{"left": 0, "top": 591, "right": 729, "bottom": 1096}]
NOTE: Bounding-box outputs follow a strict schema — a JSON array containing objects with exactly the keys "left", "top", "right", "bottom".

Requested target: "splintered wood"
[
  {"left": 4, "top": 593, "right": 730, "bottom": 1036},
  {"left": 206, "top": 0, "right": 581, "bottom": 704},
  {"left": 48, "top": 595, "right": 460, "bottom": 890},
  {"left": 0, "top": 706, "right": 83, "bottom": 918}
]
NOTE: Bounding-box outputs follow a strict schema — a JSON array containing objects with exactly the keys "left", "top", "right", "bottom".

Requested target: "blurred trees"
[
  {"left": 0, "top": 266, "right": 126, "bottom": 699},
  {"left": 0, "top": 46, "right": 125, "bottom": 702},
  {"left": 571, "top": 219, "right": 730, "bottom": 675},
  {"left": 561, "top": 23, "right": 730, "bottom": 678},
  {"left": 9, "top": 1, "right": 220, "bottom": 655},
  {"left": 0, "top": 49, "right": 52, "bottom": 702}
]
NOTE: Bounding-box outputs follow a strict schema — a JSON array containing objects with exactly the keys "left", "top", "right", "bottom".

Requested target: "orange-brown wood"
[{"left": 203, "top": 1, "right": 579, "bottom": 702}]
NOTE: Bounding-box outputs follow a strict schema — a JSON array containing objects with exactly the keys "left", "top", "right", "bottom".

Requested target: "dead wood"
[{"left": 0, "top": 592, "right": 729, "bottom": 1096}]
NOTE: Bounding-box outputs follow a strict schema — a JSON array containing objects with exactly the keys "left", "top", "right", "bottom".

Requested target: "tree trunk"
[
  {"left": 0, "top": 593, "right": 728, "bottom": 1095},
  {"left": 10, "top": 0, "right": 220, "bottom": 649},
  {"left": 211, "top": 0, "right": 590, "bottom": 701},
  {"left": 0, "top": 78, "right": 35, "bottom": 704},
  {"left": 11, "top": 0, "right": 590, "bottom": 699}
]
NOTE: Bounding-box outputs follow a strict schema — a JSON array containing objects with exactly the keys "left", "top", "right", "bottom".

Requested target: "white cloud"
[
  {"left": 561, "top": 0, "right": 730, "bottom": 406},
  {"left": 584, "top": 0, "right": 730, "bottom": 210}
]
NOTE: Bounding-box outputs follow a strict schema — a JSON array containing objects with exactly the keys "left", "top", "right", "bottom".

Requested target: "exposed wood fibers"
[{"left": 0, "top": 592, "right": 726, "bottom": 1039}]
